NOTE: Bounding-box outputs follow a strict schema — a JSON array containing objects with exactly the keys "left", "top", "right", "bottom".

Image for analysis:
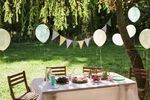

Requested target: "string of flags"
[
  {"left": 1, "top": 6, "right": 150, "bottom": 51},
  {"left": 49, "top": 18, "right": 111, "bottom": 49}
]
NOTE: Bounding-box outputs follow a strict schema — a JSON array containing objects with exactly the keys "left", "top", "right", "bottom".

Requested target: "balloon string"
[
  {"left": 2, "top": 51, "right": 5, "bottom": 58},
  {"left": 146, "top": 50, "right": 148, "bottom": 68},
  {"left": 99, "top": 47, "right": 102, "bottom": 67}
]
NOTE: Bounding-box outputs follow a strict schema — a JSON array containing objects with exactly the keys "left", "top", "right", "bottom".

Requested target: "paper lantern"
[
  {"left": 93, "top": 29, "right": 107, "bottom": 47},
  {"left": 112, "top": 33, "right": 123, "bottom": 46},
  {"left": 128, "top": 6, "right": 140, "bottom": 23},
  {"left": 126, "top": 24, "right": 136, "bottom": 38},
  {"left": 35, "top": 24, "right": 50, "bottom": 43},
  {"left": 139, "top": 29, "right": 150, "bottom": 49},
  {"left": 0, "top": 28, "right": 11, "bottom": 51}
]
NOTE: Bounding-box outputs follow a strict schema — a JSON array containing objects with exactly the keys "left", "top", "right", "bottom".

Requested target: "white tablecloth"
[{"left": 31, "top": 72, "right": 138, "bottom": 100}]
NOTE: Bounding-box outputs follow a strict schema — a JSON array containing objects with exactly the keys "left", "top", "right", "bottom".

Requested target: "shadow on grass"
[{"left": 0, "top": 42, "right": 133, "bottom": 73}]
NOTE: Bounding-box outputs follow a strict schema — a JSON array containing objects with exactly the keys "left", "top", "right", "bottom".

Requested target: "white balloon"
[
  {"left": 128, "top": 6, "right": 140, "bottom": 23},
  {"left": 126, "top": 24, "right": 136, "bottom": 38},
  {"left": 35, "top": 24, "right": 50, "bottom": 43},
  {"left": 112, "top": 33, "right": 123, "bottom": 46},
  {"left": 93, "top": 29, "right": 107, "bottom": 47},
  {"left": 0, "top": 28, "right": 11, "bottom": 51},
  {"left": 139, "top": 29, "right": 150, "bottom": 49}
]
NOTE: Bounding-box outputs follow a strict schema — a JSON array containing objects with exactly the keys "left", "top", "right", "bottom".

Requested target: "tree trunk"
[{"left": 115, "top": 0, "right": 145, "bottom": 88}]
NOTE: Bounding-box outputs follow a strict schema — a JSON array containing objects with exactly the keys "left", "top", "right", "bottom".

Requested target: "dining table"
[{"left": 31, "top": 72, "right": 138, "bottom": 100}]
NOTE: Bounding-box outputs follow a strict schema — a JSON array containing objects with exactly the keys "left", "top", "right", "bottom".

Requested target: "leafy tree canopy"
[{"left": 0, "top": 0, "right": 149, "bottom": 41}]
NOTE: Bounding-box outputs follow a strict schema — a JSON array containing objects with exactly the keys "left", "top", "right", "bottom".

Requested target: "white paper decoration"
[
  {"left": 112, "top": 33, "right": 123, "bottom": 46},
  {"left": 139, "top": 29, "right": 150, "bottom": 49},
  {"left": 0, "top": 28, "right": 11, "bottom": 51},
  {"left": 35, "top": 24, "right": 50, "bottom": 43},
  {"left": 93, "top": 29, "right": 107, "bottom": 47},
  {"left": 126, "top": 24, "right": 136, "bottom": 38},
  {"left": 128, "top": 6, "right": 140, "bottom": 23}
]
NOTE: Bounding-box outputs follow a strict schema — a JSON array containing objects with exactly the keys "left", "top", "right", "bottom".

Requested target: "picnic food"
[
  {"left": 56, "top": 77, "right": 69, "bottom": 84},
  {"left": 92, "top": 75, "right": 101, "bottom": 81},
  {"left": 72, "top": 77, "right": 87, "bottom": 83}
]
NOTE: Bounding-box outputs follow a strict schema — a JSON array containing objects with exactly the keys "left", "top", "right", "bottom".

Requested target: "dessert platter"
[{"left": 72, "top": 77, "right": 88, "bottom": 84}]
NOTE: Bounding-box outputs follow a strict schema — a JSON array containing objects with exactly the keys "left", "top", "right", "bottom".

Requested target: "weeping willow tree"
[{"left": 1, "top": 0, "right": 112, "bottom": 40}]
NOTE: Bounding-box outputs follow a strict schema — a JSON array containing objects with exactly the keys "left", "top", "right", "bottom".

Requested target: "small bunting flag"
[
  {"left": 107, "top": 18, "right": 112, "bottom": 27},
  {"left": 51, "top": 30, "right": 59, "bottom": 40},
  {"left": 102, "top": 25, "right": 107, "bottom": 32},
  {"left": 84, "top": 38, "right": 91, "bottom": 47},
  {"left": 59, "top": 35, "right": 66, "bottom": 46},
  {"left": 78, "top": 40, "right": 84, "bottom": 49},
  {"left": 66, "top": 39, "right": 73, "bottom": 48}
]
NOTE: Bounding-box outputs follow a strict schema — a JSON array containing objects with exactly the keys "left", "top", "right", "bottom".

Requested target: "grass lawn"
[{"left": 0, "top": 41, "right": 149, "bottom": 100}]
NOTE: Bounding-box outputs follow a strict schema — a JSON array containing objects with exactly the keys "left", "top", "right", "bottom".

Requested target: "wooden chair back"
[
  {"left": 129, "top": 67, "right": 149, "bottom": 100},
  {"left": 83, "top": 67, "right": 104, "bottom": 76},
  {"left": 7, "top": 71, "right": 30, "bottom": 100},
  {"left": 129, "top": 68, "right": 148, "bottom": 79},
  {"left": 46, "top": 66, "right": 66, "bottom": 76}
]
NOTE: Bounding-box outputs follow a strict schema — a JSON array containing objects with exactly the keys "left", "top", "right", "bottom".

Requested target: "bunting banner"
[
  {"left": 107, "top": 18, "right": 112, "bottom": 27},
  {"left": 78, "top": 40, "right": 84, "bottom": 49},
  {"left": 50, "top": 16, "right": 112, "bottom": 48},
  {"left": 102, "top": 25, "right": 107, "bottom": 32},
  {"left": 59, "top": 35, "right": 66, "bottom": 46},
  {"left": 37, "top": 16, "right": 113, "bottom": 49},
  {"left": 52, "top": 30, "right": 59, "bottom": 40},
  {"left": 84, "top": 38, "right": 91, "bottom": 47},
  {"left": 66, "top": 39, "right": 73, "bottom": 48}
]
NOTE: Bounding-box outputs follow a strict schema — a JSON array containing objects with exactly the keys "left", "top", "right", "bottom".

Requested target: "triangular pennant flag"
[
  {"left": 59, "top": 35, "right": 66, "bottom": 46},
  {"left": 84, "top": 38, "right": 91, "bottom": 47},
  {"left": 78, "top": 40, "right": 84, "bottom": 49},
  {"left": 51, "top": 30, "right": 59, "bottom": 40},
  {"left": 107, "top": 18, "right": 112, "bottom": 27},
  {"left": 66, "top": 39, "right": 73, "bottom": 48},
  {"left": 102, "top": 25, "right": 107, "bottom": 32}
]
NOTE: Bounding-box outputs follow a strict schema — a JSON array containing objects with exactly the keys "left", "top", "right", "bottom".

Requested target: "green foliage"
[
  {"left": 0, "top": 0, "right": 150, "bottom": 41},
  {"left": 1, "top": 0, "right": 111, "bottom": 41},
  {"left": 40, "top": 0, "right": 51, "bottom": 23},
  {"left": 137, "top": 0, "right": 150, "bottom": 28},
  {"left": 52, "top": 0, "right": 69, "bottom": 30},
  {"left": 20, "top": 0, "right": 27, "bottom": 34},
  {"left": 13, "top": 0, "right": 22, "bottom": 22},
  {"left": 28, "top": 0, "right": 40, "bottom": 35},
  {"left": 0, "top": 1, "right": 3, "bottom": 27},
  {"left": 3, "top": 0, "right": 13, "bottom": 24}
]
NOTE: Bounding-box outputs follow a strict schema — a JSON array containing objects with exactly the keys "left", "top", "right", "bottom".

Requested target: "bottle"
[
  {"left": 48, "top": 69, "right": 56, "bottom": 86},
  {"left": 50, "top": 75, "right": 56, "bottom": 86}
]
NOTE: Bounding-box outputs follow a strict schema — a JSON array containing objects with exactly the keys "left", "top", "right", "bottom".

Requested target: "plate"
[
  {"left": 72, "top": 80, "right": 87, "bottom": 84},
  {"left": 113, "top": 76, "right": 125, "bottom": 81},
  {"left": 72, "top": 77, "right": 88, "bottom": 84}
]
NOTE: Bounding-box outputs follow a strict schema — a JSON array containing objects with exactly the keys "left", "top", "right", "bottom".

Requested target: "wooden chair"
[
  {"left": 7, "top": 71, "right": 38, "bottom": 100},
  {"left": 129, "top": 68, "right": 149, "bottom": 100},
  {"left": 83, "top": 67, "right": 104, "bottom": 77},
  {"left": 46, "top": 66, "right": 66, "bottom": 76}
]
